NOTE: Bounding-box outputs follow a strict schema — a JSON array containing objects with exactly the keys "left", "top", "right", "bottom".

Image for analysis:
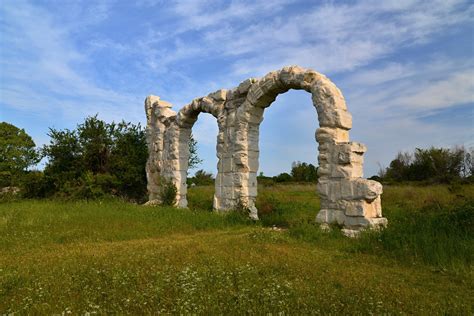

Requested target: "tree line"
[
  {"left": 1, "top": 117, "right": 148, "bottom": 201},
  {"left": 0, "top": 117, "right": 204, "bottom": 202},
  {"left": 257, "top": 161, "right": 319, "bottom": 185},
  {"left": 373, "top": 147, "right": 473, "bottom": 184},
  {"left": 1, "top": 118, "right": 472, "bottom": 202},
  {"left": 188, "top": 161, "right": 319, "bottom": 187}
]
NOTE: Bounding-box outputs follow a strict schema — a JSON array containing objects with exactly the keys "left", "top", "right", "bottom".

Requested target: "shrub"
[
  {"left": 159, "top": 177, "right": 177, "bottom": 206},
  {"left": 41, "top": 116, "right": 147, "bottom": 201},
  {"left": 19, "top": 171, "right": 49, "bottom": 198},
  {"left": 274, "top": 172, "right": 292, "bottom": 183},
  {"left": 189, "top": 170, "right": 214, "bottom": 186}
]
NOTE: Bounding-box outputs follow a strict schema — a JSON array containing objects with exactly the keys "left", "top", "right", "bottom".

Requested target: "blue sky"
[{"left": 1, "top": 0, "right": 473, "bottom": 177}]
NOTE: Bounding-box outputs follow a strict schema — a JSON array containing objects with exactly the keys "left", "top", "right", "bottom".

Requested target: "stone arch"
[
  {"left": 145, "top": 65, "right": 386, "bottom": 233},
  {"left": 144, "top": 90, "right": 228, "bottom": 208},
  {"left": 232, "top": 66, "right": 386, "bottom": 231}
]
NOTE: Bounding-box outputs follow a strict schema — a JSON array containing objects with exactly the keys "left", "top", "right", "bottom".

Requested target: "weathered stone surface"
[
  {"left": 209, "top": 89, "right": 227, "bottom": 101},
  {"left": 315, "top": 127, "right": 349, "bottom": 143},
  {"left": 145, "top": 66, "right": 386, "bottom": 234}
]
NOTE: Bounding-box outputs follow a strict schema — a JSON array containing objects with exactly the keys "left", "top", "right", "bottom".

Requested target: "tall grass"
[
  {"left": 353, "top": 201, "right": 473, "bottom": 271},
  {"left": 1, "top": 184, "right": 473, "bottom": 314},
  {"left": 0, "top": 198, "right": 252, "bottom": 251},
  {"left": 188, "top": 183, "right": 474, "bottom": 272}
]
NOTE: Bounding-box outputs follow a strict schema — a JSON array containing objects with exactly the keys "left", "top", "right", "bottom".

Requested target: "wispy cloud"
[
  {"left": 0, "top": 1, "right": 141, "bottom": 124},
  {"left": 1, "top": 0, "right": 472, "bottom": 176},
  {"left": 394, "top": 69, "right": 474, "bottom": 110},
  {"left": 344, "top": 57, "right": 474, "bottom": 118}
]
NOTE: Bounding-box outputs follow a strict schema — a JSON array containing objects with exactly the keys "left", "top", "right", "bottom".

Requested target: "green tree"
[
  {"left": 0, "top": 122, "right": 39, "bottom": 186},
  {"left": 274, "top": 172, "right": 292, "bottom": 183},
  {"left": 42, "top": 128, "right": 82, "bottom": 192},
  {"left": 77, "top": 115, "right": 114, "bottom": 174},
  {"left": 383, "top": 147, "right": 470, "bottom": 183},
  {"left": 190, "top": 169, "right": 214, "bottom": 186},
  {"left": 410, "top": 147, "right": 465, "bottom": 183},
  {"left": 42, "top": 116, "right": 148, "bottom": 200},
  {"left": 385, "top": 152, "right": 412, "bottom": 182},
  {"left": 188, "top": 133, "right": 202, "bottom": 170},
  {"left": 109, "top": 121, "right": 148, "bottom": 200},
  {"left": 291, "top": 161, "right": 318, "bottom": 182}
]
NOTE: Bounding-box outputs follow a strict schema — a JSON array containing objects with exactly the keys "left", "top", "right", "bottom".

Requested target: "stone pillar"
[
  {"left": 176, "top": 127, "right": 191, "bottom": 207},
  {"left": 144, "top": 95, "right": 175, "bottom": 204}
]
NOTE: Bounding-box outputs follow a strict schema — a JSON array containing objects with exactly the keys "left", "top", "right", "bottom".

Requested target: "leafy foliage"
[
  {"left": 188, "top": 169, "right": 214, "bottom": 186},
  {"left": 273, "top": 172, "right": 292, "bottom": 183},
  {"left": 40, "top": 115, "right": 147, "bottom": 201},
  {"left": 259, "top": 161, "right": 318, "bottom": 184},
  {"left": 188, "top": 133, "right": 202, "bottom": 170},
  {"left": 290, "top": 161, "right": 318, "bottom": 182},
  {"left": 77, "top": 116, "right": 114, "bottom": 174},
  {"left": 108, "top": 122, "right": 148, "bottom": 200},
  {"left": 159, "top": 177, "right": 177, "bottom": 206},
  {"left": 381, "top": 146, "right": 472, "bottom": 183},
  {"left": 0, "top": 122, "right": 40, "bottom": 186}
]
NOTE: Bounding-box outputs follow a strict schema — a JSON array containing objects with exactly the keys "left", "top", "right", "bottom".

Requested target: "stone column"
[{"left": 144, "top": 95, "right": 175, "bottom": 204}]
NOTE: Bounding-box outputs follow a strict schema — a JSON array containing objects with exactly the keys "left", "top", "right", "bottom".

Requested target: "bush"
[
  {"left": 159, "top": 177, "right": 177, "bottom": 206},
  {"left": 257, "top": 175, "right": 275, "bottom": 187},
  {"left": 383, "top": 146, "right": 473, "bottom": 184},
  {"left": 0, "top": 171, "right": 12, "bottom": 188},
  {"left": 188, "top": 170, "right": 214, "bottom": 186},
  {"left": 291, "top": 161, "right": 318, "bottom": 182},
  {"left": 41, "top": 116, "right": 147, "bottom": 201},
  {"left": 274, "top": 172, "right": 292, "bottom": 183},
  {"left": 19, "top": 171, "right": 49, "bottom": 198}
]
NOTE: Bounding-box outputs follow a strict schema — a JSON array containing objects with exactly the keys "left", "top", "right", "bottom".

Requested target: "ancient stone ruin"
[{"left": 145, "top": 66, "right": 387, "bottom": 234}]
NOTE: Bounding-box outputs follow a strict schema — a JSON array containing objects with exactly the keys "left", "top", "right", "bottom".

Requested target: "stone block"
[
  {"left": 237, "top": 79, "right": 254, "bottom": 94},
  {"left": 315, "top": 127, "right": 349, "bottom": 144},
  {"left": 316, "top": 180, "right": 330, "bottom": 198},
  {"left": 209, "top": 89, "right": 227, "bottom": 101},
  {"left": 279, "top": 65, "right": 306, "bottom": 88},
  {"left": 331, "top": 163, "right": 363, "bottom": 178},
  {"left": 318, "top": 108, "right": 352, "bottom": 130},
  {"left": 339, "top": 200, "right": 367, "bottom": 217},
  {"left": 316, "top": 209, "right": 345, "bottom": 225},
  {"left": 317, "top": 164, "right": 331, "bottom": 177},
  {"left": 259, "top": 72, "right": 285, "bottom": 95},
  {"left": 320, "top": 199, "right": 339, "bottom": 210},
  {"left": 221, "top": 186, "right": 234, "bottom": 199},
  {"left": 326, "top": 181, "right": 342, "bottom": 202},
  {"left": 340, "top": 179, "right": 382, "bottom": 201},
  {"left": 311, "top": 79, "right": 347, "bottom": 110},
  {"left": 221, "top": 172, "right": 234, "bottom": 187},
  {"left": 248, "top": 157, "right": 259, "bottom": 173},
  {"left": 218, "top": 157, "right": 233, "bottom": 173}
]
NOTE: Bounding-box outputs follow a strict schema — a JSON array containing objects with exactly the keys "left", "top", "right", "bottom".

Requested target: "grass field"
[{"left": 1, "top": 184, "right": 473, "bottom": 314}]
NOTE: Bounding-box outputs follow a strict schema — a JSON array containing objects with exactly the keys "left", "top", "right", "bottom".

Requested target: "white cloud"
[
  {"left": 0, "top": 1, "right": 141, "bottom": 124},
  {"left": 1, "top": 0, "right": 472, "bottom": 177},
  {"left": 172, "top": 0, "right": 293, "bottom": 30},
  {"left": 394, "top": 69, "right": 474, "bottom": 110},
  {"left": 344, "top": 58, "right": 474, "bottom": 118},
  {"left": 206, "top": 0, "right": 473, "bottom": 76}
]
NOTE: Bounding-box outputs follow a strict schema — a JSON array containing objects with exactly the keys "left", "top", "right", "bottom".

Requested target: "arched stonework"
[{"left": 145, "top": 66, "right": 387, "bottom": 233}]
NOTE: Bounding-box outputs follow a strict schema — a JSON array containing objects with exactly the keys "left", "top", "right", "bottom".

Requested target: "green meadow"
[{"left": 1, "top": 184, "right": 473, "bottom": 314}]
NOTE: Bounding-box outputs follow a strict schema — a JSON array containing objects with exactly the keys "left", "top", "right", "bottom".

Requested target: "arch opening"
[
  {"left": 257, "top": 89, "right": 319, "bottom": 178},
  {"left": 145, "top": 66, "right": 387, "bottom": 234}
]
